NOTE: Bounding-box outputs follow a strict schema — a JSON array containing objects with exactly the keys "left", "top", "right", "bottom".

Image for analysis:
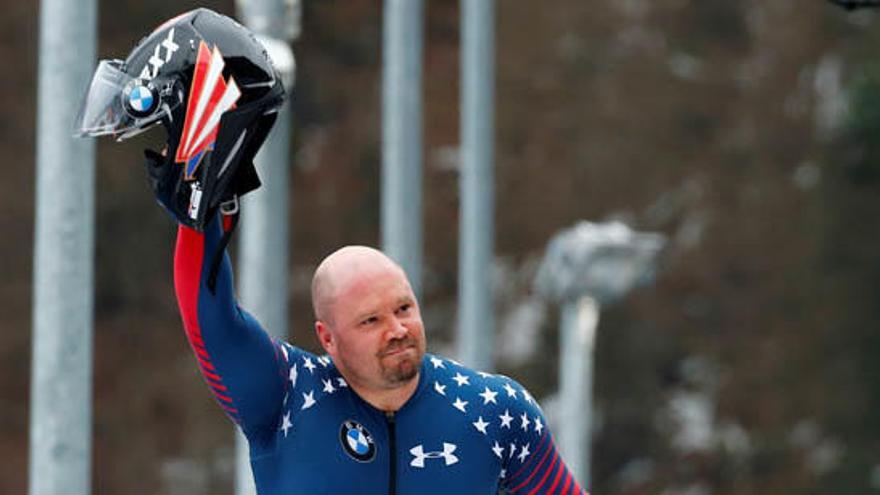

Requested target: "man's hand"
[{"left": 144, "top": 146, "right": 189, "bottom": 225}]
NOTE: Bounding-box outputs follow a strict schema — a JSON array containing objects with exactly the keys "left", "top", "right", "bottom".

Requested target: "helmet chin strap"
[{"left": 206, "top": 196, "right": 240, "bottom": 295}]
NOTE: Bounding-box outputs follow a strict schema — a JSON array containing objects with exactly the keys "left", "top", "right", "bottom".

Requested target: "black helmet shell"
[{"left": 77, "top": 8, "right": 286, "bottom": 230}]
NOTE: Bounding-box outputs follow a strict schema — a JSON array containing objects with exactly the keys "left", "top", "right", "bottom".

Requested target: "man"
[
  {"left": 77, "top": 8, "right": 588, "bottom": 494},
  {"left": 176, "top": 216, "right": 587, "bottom": 494}
]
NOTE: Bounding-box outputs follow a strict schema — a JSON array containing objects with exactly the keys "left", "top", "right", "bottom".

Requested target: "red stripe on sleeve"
[
  {"left": 175, "top": 225, "right": 239, "bottom": 422},
  {"left": 509, "top": 433, "right": 550, "bottom": 483},
  {"left": 175, "top": 225, "right": 205, "bottom": 334},
  {"left": 201, "top": 368, "right": 222, "bottom": 383},
  {"left": 194, "top": 345, "right": 211, "bottom": 361},
  {"left": 208, "top": 381, "right": 228, "bottom": 392},
  {"left": 525, "top": 453, "right": 560, "bottom": 495},
  {"left": 196, "top": 354, "right": 216, "bottom": 372},
  {"left": 544, "top": 458, "right": 566, "bottom": 494},
  {"left": 560, "top": 471, "right": 572, "bottom": 494},
  {"left": 510, "top": 441, "right": 555, "bottom": 492},
  {"left": 188, "top": 332, "right": 206, "bottom": 347}
]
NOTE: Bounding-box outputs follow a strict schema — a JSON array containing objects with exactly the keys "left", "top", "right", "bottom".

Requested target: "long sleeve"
[
  {"left": 174, "top": 217, "right": 287, "bottom": 442},
  {"left": 502, "top": 432, "right": 587, "bottom": 494},
  {"left": 495, "top": 376, "right": 589, "bottom": 495}
]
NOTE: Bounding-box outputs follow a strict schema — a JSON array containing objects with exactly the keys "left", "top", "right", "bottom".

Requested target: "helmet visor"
[{"left": 74, "top": 59, "right": 181, "bottom": 140}]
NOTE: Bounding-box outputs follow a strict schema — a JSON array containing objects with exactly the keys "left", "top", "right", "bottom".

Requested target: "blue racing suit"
[{"left": 174, "top": 218, "right": 588, "bottom": 494}]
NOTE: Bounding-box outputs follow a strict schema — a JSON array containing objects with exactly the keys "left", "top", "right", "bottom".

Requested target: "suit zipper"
[{"left": 386, "top": 411, "right": 397, "bottom": 495}]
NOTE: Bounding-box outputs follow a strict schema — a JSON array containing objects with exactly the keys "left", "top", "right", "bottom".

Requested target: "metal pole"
[
  {"left": 235, "top": 0, "right": 302, "bottom": 42},
  {"left": 238, "top": 41, "right": 295, "bottom": 346},
  {"left": 382, "top": 0, "right": 425, "bottom": 297},
  {"left": 29, "top": 0, "right": 96, "bottom": 493},
  {"left": 234, "top": 100, "right": 292, "bottom": 495},
  {"left": 536, "top": 221, "right": 665, "bottom": 490},
  {"left": 235, "top": 97, "right": 293, "bottom": 495},
  {"left": 558, "top": 295, "right": 599, "bottom": 486},
  {"left": 457, "top": 0, "right": 495, "bottom": 371},
  {"left": 234, "top": 2, "right": 298, "bottom": 493}
]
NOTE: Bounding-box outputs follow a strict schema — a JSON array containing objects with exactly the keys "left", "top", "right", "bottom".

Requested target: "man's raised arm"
[{"left": 174, "top": 217, "right": 288, "bottom": 442}]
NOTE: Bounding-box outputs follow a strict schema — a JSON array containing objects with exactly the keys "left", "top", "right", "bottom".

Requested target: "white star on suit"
[
  {"left": 434, "top": 381, "right": 447, "bottom": 396},
  {"left": 479, "top": 386, "right": 498, "bottom": 405},
  {"left": 473, "top": 416, "right": 489, "bottom": 435},
  {"left": 522, "top": 388, "right": 536, "bottom": 405},
  {"left": 503, "top": 382, "right": 517, "bottom": 398},
  {"left": 492, "top": 441, "right": 504, "bottom": 458},
  {"left": 509, "top": 442, "right": 517, "bottom": 458},
  {"left": 301, "top": 391, "right": 316, "bottom": 410},
  {"left": 518, "top": 443, "right": 531, "bottom": 463},
  {"left": 280, "top": 411, "right": 292, "bottom": 437},
  {"left": 322, "top": 379, "right": 336, "bottom": 394},
  {"left": 520, "top": 412, "right": 531, "bottom": 431},
  {"left": 430, "top": 356, "right": 445, "bottom": 368},
  {"left": 318, "top": 356, "right": 331, "bottom": 367},
  {"left": 303, "top": 357, "right": 317, "bottom": 373},
  {"left": 500, "top": 469, "right": 507, "bottom": 478},
  {"left": 478, "top": 371, "right": 493, "bottom": 378},
  {"left": 452, "top": 372, "right": 470, "bottom": 387},
  {"left": 337, "top": 377, "right": 348, "bottom": 388},
  {"left": 279, "top": 344, "right": 289, "bottom": 362},
  {"left": 288, "top": 364, "right": 298, "bottom": 388},
  {"left": 534, "top": 417, "right": 544, "bottom": 435},
  {"left": 452, "top": 397, "right": 468, "bottom": 413},
  {"left": 499, "top": 409, "right": 513, "bottom": 428}
]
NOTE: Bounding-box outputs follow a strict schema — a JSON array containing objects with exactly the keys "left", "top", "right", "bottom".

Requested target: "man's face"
[{"left": 318, "top": 261, "right": 426, "bottom": 392}]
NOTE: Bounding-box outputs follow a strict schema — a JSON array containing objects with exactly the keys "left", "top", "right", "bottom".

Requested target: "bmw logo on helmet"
[
  {"left": 339, "top": 420, "right": 376, "bottom": 462},
  {"left": 122, "top": 79, "right": 158, "bottom": 117}
]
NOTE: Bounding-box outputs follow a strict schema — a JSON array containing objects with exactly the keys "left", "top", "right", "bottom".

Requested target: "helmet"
[{"left": 75, "top": 8, "right": 286, "bottom": 230}]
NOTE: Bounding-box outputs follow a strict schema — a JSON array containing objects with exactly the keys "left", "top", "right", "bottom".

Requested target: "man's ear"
[{"left": 315, "top": 320, "right": 334, "bottom": 354}]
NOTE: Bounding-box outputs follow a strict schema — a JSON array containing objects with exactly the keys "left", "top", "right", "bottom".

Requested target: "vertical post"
[
  {"left": 558, "top": 295, "right": 599, "bottom": 486},
  {"left": 238, "top": 43, "right": 295, "bottom": 348},
  {"left": 234, "top": 431, "right": 257, "bottom": 495},
  {"left": 536, "top": 222, "right": 665, "bottom": 491},
  {"left": 457, "top": 0, "right": 495, "bottom": 371},
  {"left": 236, "top": 0, "right": 302, "bottom": 42},
  {"left": 234, "top": 1, "right": 299, "bottom": 494},
  {"left": 234, "top": 100, "right": 292, "bottom": 495},
  {"left": 29, "top": 0, "right": 97, "bottom": 493},
  {"left": 382, "top": 0, "right": 425, "bottom": 297}
]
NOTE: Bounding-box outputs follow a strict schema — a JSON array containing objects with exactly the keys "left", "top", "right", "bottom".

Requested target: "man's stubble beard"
[
  {"left": 381, "top": 354, "right": 420, "bottom": 385},
  {"left": 378, "top": 339, "right": 424, "bottom": 386}
]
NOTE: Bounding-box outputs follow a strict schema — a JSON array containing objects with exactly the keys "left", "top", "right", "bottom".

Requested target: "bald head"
[{"left": 311, "top": 245, "right": 408, "bottom": 325}]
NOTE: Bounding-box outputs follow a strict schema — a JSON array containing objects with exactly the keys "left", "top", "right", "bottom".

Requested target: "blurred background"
[{"left": 4, "top": 0, "right": 880, "bottom": 493}]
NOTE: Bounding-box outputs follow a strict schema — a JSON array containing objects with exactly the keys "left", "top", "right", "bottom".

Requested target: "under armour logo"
[{"left": 409, "top": 443, "right": 459, "bottom": 468}]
